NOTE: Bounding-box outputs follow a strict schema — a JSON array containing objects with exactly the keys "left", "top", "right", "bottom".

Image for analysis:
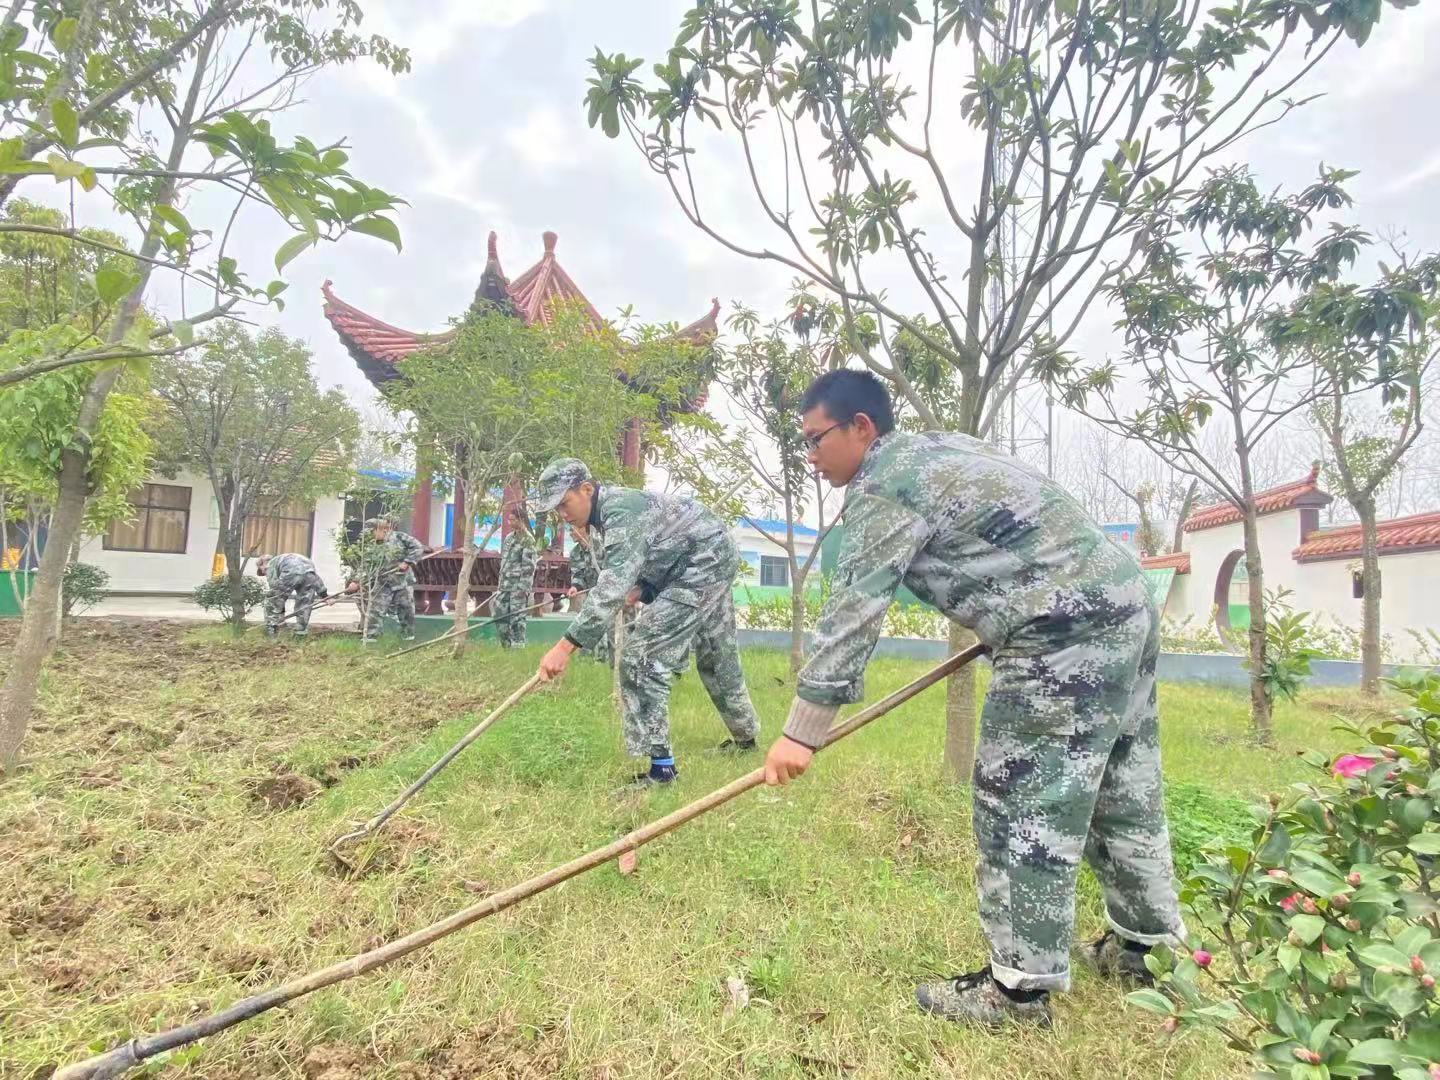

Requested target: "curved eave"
[{"left": 321, "top": 280, "right": 455, "bottom": 390}]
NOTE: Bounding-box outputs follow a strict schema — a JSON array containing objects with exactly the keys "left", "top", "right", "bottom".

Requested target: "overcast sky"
[{"left": 178, "top": 0, "right": 1435, "bottom": 416}]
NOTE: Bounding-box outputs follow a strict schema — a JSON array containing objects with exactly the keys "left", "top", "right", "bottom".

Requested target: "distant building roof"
[
  {"left": 1293, "top": 510, "right": 1440, "bottom": 562},
  {"left": 1183, "top": 465, "right": 1332, "bottom": 532},
  {"left": 1140, "top": 551, "right": 1191, "bottom": 574},
  {"left": 740, "top": 516, "right": 819, "bottom": 538}
]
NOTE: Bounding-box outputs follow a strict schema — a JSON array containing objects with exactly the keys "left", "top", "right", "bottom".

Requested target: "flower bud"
[
  {"left": 1330, "top": 973, "right": 1348, "bottom": 991},
  {"left": 1161, "top": 1016, "right": 1179, "bottom": 1034},
  {"left": 1331, "top": 893, "right": 1349, "bottom": 909},
  {"left": 1288, "top": 931, "right": 1304, "bottom": 947},
  {"left": 1347, "top": 872, "right": 1362, "bottom": 887},
  {"left": 1191, "top": 948, "right": 1212, "bottom": 968},
  {"left": 1413, "top": 956, "right": 1427, "bottom": 975},
  {"left": 1345, "top": 918, "right": 1361, "bottom": 932},
  {"left": 1382, "top": 747, "right": 1398, "bottom": 760},
  {"left": 1424, "top": 975, "right": 1436, "bottom": 990},
  {"left": 1268, "top": 792, "right": 1282, "bottom": 807},
  {"left": 1293, "top": 1048, "right": 1322, "bottom": 1065},
  {"left": 1407, "top": 783, "right": 1425, "bottom": 797},
  {"left": 1301, "top": 897, "right": 1319, "bottom": 915}
]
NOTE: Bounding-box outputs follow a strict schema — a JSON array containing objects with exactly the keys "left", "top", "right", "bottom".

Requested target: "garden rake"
[
  {"left": 56, "top": 644, "right": 987, "bottom": 1080},
  {"left": 275, "top": 593, "right": 356, "bottom": 624},
  {"left": 325, "top": 672, "right": 544, "bottom": 872}
]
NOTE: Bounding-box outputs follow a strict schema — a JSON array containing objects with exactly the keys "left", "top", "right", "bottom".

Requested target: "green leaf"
[
  {"left": 347, "top": 215, "right": 402, "bottom": 252},
  {"left": 1278, "top": 942, "right": 1301, "bottom": 973},
  {"left": 94, "top": 265, "right": 141, "bottom": 304},
  {"left": 1407, "top": 833, "right": 1440, "bottom": 855},
  {"left": 1125, "top": 988, "right": 1173, "bottom": 1015},
  {"left": 52, "top": 16, "right": 78, "bottom": 50},
  {"left": 1345, "top": 1039, "right": 1405, "bottom": 1067},
  {"left": 1289, "top": 914, "right": 1326, "bottom": 945},
  {"left": 273, "top": 233, "right": 316, "bottom": 274},
  {"left": 265, "top": 280, "right": 288, "bottom": 300},
  {"left": 152, "top": 205, "right": 192, "bottom": 236},
  {"left": 170, "top": 320, "right": 193, "bottom": 347},
  {"left": 45, "top": 152, "right": 88, "bottom": 183},
  {"left": 51, "top": 98, "right": 78, "bottom": 148},
  {"left": 1356, "top": 943, "right": 1411, "bottom": 970}
]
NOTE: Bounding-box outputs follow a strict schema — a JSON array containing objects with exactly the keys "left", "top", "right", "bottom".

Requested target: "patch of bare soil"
[
  {"left": 391, "top": 1014, "right": 564, "bottom": 1079},
  {"left": 302, "top": 1043, "right": 381, "bottom": 1080},
  {"left": 249, "top": 769, "right": 324, "bottom": 811},
  {"left": 324, "top": 819, "right": 439, "bottom": 879},
  {"left": 5, "top": 888, "right": 93, "bottom": 938}
]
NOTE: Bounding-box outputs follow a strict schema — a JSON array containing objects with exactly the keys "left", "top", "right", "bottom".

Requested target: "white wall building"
[
  {"left": 1143, "top": 467, "right": 1440, "bottom": 661},
  {"left": 732, "top": 516, "right": 821, "bottom": 591},
  {"left": 77, "top": 470, "right": 347, "bottom": 595}
]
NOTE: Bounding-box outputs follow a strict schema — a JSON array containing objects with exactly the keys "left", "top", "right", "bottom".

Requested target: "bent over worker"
[
  {"left": 764, "top": 370, "right": 1184, "bottom": 1029},
  {"left": 257, "top": 553, "right": 327, "bottom": 639},
  {"left": 493, "top": 508, "right": 540, "bottom": 649},
  {"left": 346, "top": 516, "right": 424, "bottom": 644},
  {"left": 532, "top": 458, "right": 760, "bottom": 787}
]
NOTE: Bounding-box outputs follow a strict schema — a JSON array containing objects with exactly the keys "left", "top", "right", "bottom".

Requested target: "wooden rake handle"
[
  {"left": 55, "top": 644, "right": 986, "bottom": 1080},
  {"left": 328, "top": 674, "right": 544, "bottom": 855}
]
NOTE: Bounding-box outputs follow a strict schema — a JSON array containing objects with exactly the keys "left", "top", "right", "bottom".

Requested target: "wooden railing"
[{"left": 411, "top": 551, "right": 573, "bottom": 616}]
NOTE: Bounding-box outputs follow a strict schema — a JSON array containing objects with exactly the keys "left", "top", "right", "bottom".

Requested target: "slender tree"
[{"left": 583, "top": 0, "right": 1412, "bottom": 773}]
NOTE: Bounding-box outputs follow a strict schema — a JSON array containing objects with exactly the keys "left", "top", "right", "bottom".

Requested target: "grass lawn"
[{"left": 0, "top": 619, "right": 1385, "bottom": 1079}]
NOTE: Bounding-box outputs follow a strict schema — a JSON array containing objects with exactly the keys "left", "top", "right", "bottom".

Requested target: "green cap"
[
  {"left": 364, "top": 516, "right": 392, "bottom": 529},
  {"left": 532, "top": 457, "right": 593, "bottom": 512}
]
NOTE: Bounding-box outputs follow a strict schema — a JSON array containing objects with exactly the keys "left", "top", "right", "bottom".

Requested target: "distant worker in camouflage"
[
  {"left": 532, "top": 458, "right": 760, "bottom": 786},
  {"left": 763, "top": 370, "right": 1184, "bottom": 1029},
  {"left": 345, "top": 517, "right": 424, "bottom": 644},
  {"left": 256, "top": 552, "right": 327, "bottom": 639},
  {"left": 493, "top": 509, "right": 541, "bottom": 648}
]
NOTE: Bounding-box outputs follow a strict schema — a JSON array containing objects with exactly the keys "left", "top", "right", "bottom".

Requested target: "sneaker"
[
  {"left": 402, "top": 634, "right": 416, "bottom": 642},
  {"left": 263, "top": 627, "right": 278, "bottom": 639},
  {"left": 1081, "top": 930, "right": 1155, "bottom": 985},
  {"left": 714, "top": 738, "right": 758, "bottom": 753},
  {"left": 622, "top": 764, "right": 679, "bottom": 791},
  {"left": 914, "top": 967, "right": 1052, "bottom": 1028}
]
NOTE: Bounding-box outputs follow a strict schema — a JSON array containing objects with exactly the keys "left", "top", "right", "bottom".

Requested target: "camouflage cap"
[
  {"left": 364, "top": 516, "right": 392, "bottom": 530},
  {"left": 532, "top": 457, "right": 593, "bottom": 512}
]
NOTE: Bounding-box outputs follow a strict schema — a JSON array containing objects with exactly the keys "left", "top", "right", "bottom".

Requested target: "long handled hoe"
[
  {"left": 54, "top": 644, "right": 985, "bottom": 1080},
  {"left": 325, "top": 673, "right": 544, "bottom": 872}
]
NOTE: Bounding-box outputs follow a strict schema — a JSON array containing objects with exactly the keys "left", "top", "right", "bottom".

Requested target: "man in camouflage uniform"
[
  {"left": 345, "top": 517, "right": 424, "bottom": 644},
  {"left": 567, "top": 532, "right": 627, "bottom": 664},
  {"left": 764, "top": 370, "right": 1184, "bottom": 1028},
  {"left": 257, "top": 552, "right": 327, "bottom": 639},
  {"left": 533, "top": 458, "right": 760, "bottom": 786},
  {"left": 493, "top": 511, "right": 540, "bottom": 648}
]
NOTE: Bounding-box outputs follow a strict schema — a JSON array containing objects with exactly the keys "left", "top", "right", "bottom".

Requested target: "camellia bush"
[{"left": 1132, "top": 669, "right": 1440, "bottom": 1077}]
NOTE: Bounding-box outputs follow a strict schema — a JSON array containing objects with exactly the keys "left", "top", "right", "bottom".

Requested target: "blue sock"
[{"left": 649, "top": 755, "right": 676, "bottom": 779}]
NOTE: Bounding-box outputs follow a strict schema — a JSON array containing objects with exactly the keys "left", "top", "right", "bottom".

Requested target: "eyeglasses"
[{"left": 803, "top": 419, "right": 850, "bottom": 453}]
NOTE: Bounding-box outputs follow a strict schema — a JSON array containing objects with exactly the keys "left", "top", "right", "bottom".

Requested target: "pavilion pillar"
[
  {"left": 501, "top": 475, "right": 524, "bottom": 538},
  {"left": 621, "top": 417, "right": 642, "bottom": 474},
  {"left": 410, "top": 454, "right": 439, "bottom": 614}
]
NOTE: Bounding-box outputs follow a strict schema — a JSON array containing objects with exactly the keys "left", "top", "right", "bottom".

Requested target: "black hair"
[{"left": 799, "top": 369, "right": 895, "bottom": 435}]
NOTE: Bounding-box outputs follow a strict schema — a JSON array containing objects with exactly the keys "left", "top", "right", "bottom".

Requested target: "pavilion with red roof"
[{"left": 323, "top": 230, "right": 719, "bottom": 549}]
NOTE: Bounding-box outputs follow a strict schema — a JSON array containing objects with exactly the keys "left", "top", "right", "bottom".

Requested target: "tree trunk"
[
  {"left": 0, "top": 26, "right": 214, "bottom": 768},
  {"left": 1240, "top": 512, "right": 1272, "bottom": 746},
  {"left": 449, "top": 542, "right": 476, "bottom": 659},
  {"left": 1171, "top": 479, "right": 1199, "bottom": 554},
  {"left": 224, "top": 531, "right": 246, "bottom": 637},
  {"left": 788, "top": 579, "right": 806, "bottom": 675},
  {"left": 943, "top": 621, "right": 978, "bottom": 782},
  {"left": 0, "top": 444, "right": 86, "bottom": 764},
  {"left": 1357, "top": 498, "right": 1382, "bottom": 696}
]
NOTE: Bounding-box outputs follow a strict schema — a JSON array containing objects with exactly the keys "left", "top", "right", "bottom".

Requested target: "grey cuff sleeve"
[{"left": 782, "top": 697, "right": 841, "bottom": 750}]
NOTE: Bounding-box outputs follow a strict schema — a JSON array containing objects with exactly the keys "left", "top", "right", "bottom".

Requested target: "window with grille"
[
  {"left": 104, "top": 484, "right": 192, "bottom": 553},
  {"left": 760, "top": 555, "right": 789, "bottom": 588},
  {"left": 242, "top": 498, "right": 315, "bottom": 558}
]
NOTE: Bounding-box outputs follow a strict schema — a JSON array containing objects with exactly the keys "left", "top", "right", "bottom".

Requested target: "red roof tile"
[
  {"left": 1141, "top": 551, "right": 1191, "bottom": 574},
  {"left": 1182, "top": 465, "right": 1332, "bottom": 532},
  {"left": 1293, "top": 510, "right": 1440, "bottom": 562},
  {"left": 507, "top": 231, "right": 604, "bottom": 327}
]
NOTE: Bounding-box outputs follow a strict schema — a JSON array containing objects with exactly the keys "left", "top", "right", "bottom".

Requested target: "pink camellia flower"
[
  {"left": 1332, "top": 754, "right": 1378, "bottom": 779},
  {"left": 1192, "top": 949, "right": 1213, "bottom": 968},
  {"left": 1279, "top": 892, "right": 1302, "bottom": 913}
]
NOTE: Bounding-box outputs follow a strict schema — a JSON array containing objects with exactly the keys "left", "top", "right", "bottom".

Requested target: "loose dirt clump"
[
  {"left": 301, "top": 1043, "right": 381, "bottom": 1080},
  {"left": 325, "top": 819, "right": 438, "bottom": 879},
  {"left": 406, "top": 1015, "right": 564, "bottom": 1079},
  {"left": 5, "top": 889, "right": 93, "bottom": 938},
  {"left": 249, "top": 769, "right": 324, "bottom": 811}
]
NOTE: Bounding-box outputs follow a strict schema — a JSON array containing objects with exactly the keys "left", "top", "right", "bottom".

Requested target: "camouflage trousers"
[
  {"left": 264, "top": 574, "right": 324, "bottom": 635},
  {"left": 492, "top": 587, "right": 533, "bottom": 649},
  {"left": 972, "top": 604, "right": 1185, "bottom": 991},
  {"left": 363, "top": 576, "right": 416, "bottom": 640},
  {"left": 617, "top": 583, "right": 759, "bottom": 758}
]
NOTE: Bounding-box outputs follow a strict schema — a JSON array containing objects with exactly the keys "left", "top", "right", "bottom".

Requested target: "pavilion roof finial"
[
  {"left": 543, "top": 230, "right": 558, "bottom": 254},
  {"left": 487, "top": 231, "right": 498, "bottom": 259}
]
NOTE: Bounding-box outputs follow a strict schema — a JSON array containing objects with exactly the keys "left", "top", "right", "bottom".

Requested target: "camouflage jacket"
[
  {"left": 564, "top": 485, "right": 736, "bottom": 651},
  {"left": 797, "top": 432, "right": 1152, "bottom": 707},
  {"left": 569, "top": 537, "right": 600, "bottom": 593},
  {"left": 497, "top": 522, "right": 540, "bottom": 591},
  {"left": 266, "top": 553, "right": 323, "bottom": 594},
  {"left": 355, "top": 530, "right": 425, "bottom": 587}
]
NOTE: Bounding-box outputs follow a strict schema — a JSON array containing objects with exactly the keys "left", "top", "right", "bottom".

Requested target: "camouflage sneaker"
[
  {"left": 713, "top": 738, "right": 757, "bottom": 753},
  {"left": 402, "top": 635, "right": 416, "bottom": 642},
  {"left": 263, "top": 626, "right": 278, "bottom": 639},
  {"left": 1081, "top": 931, "right": 1154, "bottom": 985},
  {"left": 914, "top": 968, "right": 1052, "bottom": 1028}
]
